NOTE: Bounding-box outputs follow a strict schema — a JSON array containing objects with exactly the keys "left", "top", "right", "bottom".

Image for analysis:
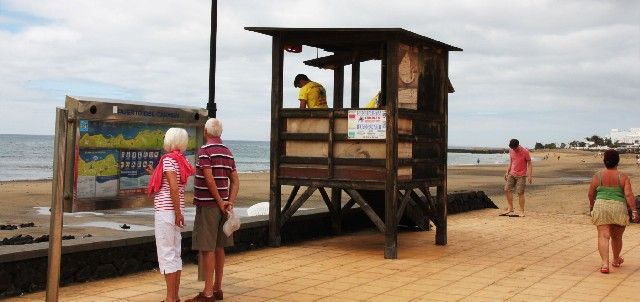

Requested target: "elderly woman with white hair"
[{"left": 147, "top": 127, "right": 194, "bottom": 302}]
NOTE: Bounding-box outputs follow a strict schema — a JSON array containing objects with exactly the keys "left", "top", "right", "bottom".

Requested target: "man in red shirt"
[{"left": 500, "top": 139, "right": 533, "bottom": 217}]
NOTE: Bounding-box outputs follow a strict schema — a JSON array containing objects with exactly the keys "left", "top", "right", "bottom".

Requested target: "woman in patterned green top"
[{"left": 588, "top": 149, "right": 638, "bottom": 274}]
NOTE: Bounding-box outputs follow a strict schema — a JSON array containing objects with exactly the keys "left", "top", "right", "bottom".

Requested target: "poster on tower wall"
[{"left": 347, "top": 110, "right": 386, "bottom": 139}]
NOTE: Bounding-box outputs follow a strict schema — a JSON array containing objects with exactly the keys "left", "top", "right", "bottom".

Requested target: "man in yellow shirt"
[{"left": 294, "top": 74, "right": 328, "bottom": 109}]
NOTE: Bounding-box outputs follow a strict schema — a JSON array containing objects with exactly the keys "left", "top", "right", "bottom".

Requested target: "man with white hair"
[{"left": 186, "top": 118, "right": 239, "bottom": 302}]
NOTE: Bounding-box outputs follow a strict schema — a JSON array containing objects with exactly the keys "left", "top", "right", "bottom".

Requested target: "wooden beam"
[
  {"left": 436, "top": 51, "right": 449, "bottom": 246},
  {"left": 269, "top": 35, "right": 284, "bottom": 247},
  {"left": 351, "top": 61, "right": 360, "bottom": 108},
  {"left": 279, "top": 178, "right": 386, "bottom": 190},
  {"left": 346, "top": 189, "right": 386, "bottom": 233},
  {"left": 333, "top": 66, "right": 344, "bottom": 109},
  {"left": 328, "top": 112, "right": 335, "bottom": 179},
  {"left": 303, "top": 50, "right": 380, "bottom": 69},
  {"left": 282, "top": 185, "right": 300, "bottom": 213},
  {"left": 396, "top": 189, "right": 413, "bottom": 221},
  {"left": 280, "top": 109, "right": 331, "bottom": 118},
  {"left": 331, "top": 188, "right": 342, "bottom": 234},
  {"left": 282, "top": 133, "right": 329, "bottom": 141},
  {"left": 397, "top": 109, "right": 445, "bottom": 122},
  {"left": 318, "top": 187, "right": 334, "bottom": 215},
  {"left": 280, "top": 156, "right": 328, "bottom": 165},
  {"left": 280, "top": 186, "right": 318, "bottom": 228},
  {"left": 333, "top": 158, "right": 385, "bottom": 166},
  {"left": 384, "top": 39, "right": 399, "bottom": 259},
  {"left": 406, "top": 190, "right": 430, "bottom": 230},
  {"left": 410, "top": 189, "right": 429, "bottom": 213},
  {"left": 342, "top": 198, "right": 356, "bottom": 212},
  {"left": 436, "top": 185, "right": 447, "bottom": 245}
]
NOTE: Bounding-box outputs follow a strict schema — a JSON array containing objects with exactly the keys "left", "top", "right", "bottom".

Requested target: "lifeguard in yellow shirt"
[{"left": 293, "top": 74, "right": 328, "bottom": 109}]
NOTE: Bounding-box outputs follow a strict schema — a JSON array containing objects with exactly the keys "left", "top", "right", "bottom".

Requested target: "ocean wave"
[
  {"left": 238, "top": 169, "right": 270, "bottom": 174},
  {"left": 0, "top": 176, "right": 53, "bottom": 182}
]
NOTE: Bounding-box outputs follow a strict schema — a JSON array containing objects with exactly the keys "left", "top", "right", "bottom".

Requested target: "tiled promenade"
[{"left": 8, "top": 209, "right": 640, "bottom": 301}]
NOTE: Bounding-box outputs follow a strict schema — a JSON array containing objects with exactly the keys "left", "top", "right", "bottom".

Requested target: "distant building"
[{"left": 610, "top": 128, "right": 640, "bottom": 145}]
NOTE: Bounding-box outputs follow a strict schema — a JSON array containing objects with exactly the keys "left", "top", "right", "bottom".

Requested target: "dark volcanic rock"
[
  {"left": 94, "top": 264, "right": 117, "bottom": 279},
  {"left": 34, "top": 235, "right": 49, "bottom": 243},
  {"left": 118, "top": 259, "right": 140, "bottom": 275},
  {"left": 2, "top": 235, "right": 34, "bottom": 245},
  {"left": 19, "top": 222, "right": 35, "bottom": 228},
  {"left": 142, "top": 261, "right": 157, "bottom": 270},
  {"left": 0, "top": 234, "right": 76, "bottom": 245},
  {"left": 75, "top": 265, "right": 94, "bottom": 282},
  {"left": 0, "top": 270, "right": 12, "bottom": 293},
  {"left": 0, "top": 224, "right": 18, "bottom": 230}
]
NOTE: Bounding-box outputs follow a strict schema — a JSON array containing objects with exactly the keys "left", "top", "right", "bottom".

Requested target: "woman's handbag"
[{"left": 223, "top": 209, "right": 241, "bottom": 236}]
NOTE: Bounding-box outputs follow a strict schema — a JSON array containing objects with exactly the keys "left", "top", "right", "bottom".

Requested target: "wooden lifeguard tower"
[{"left": 246, "top": 27, "right": 461, "bottom": 258}]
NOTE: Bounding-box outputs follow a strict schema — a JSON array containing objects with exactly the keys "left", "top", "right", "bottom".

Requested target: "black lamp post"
[{"left": 207, "top": 0, "right": 217, "bottom": 118}]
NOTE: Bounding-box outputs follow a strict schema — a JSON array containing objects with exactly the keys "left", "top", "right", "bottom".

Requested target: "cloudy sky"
[{"left": 1, "top": 0, "right": 638, "bottom": 147}]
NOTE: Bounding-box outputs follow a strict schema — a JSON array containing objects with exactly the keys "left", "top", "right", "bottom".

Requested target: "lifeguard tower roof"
[
  {"left": 246, "top": 27, "right": 462, "bottom": 51},
  {"left": 246, "top": 27, "right": 461, "bottom": 70}
]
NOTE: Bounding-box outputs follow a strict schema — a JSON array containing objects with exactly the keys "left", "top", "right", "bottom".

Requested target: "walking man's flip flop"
[{"left": 499, "top": 211, "right": 513, "bottom": 216}]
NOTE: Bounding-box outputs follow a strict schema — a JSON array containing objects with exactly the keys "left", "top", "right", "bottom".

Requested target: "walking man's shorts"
[{"left": 505, "top": 174, "right": 526, "bottom": 195}]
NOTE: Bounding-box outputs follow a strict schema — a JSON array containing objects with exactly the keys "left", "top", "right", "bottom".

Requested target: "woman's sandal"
[
  {"left": 612, "top": 257, "right": 624, "bottom": 267},
  {"left": 600, "top": 265, "right": 609, "bottom": 274}
]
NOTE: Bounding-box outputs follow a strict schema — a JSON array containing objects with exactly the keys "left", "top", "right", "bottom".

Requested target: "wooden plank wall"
[{"left": 281, "top": 115, "right": 413, "bottom": 181}]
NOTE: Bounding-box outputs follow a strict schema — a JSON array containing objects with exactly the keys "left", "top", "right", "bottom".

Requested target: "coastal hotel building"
[{"left": 610, "top": 128, "right": 640, "bottom": 145}]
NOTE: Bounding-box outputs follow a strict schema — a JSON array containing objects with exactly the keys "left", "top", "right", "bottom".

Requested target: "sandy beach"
[{"left": 1, "top": 149, "right": 638, "bottom": 240}]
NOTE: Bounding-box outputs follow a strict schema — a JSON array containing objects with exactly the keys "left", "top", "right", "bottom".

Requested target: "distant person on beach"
[
  {"left": 477, "top": 158, "right": 480, "bottom": 165},
  {"left": 186, "top": 118, "right": 239, "bottom": 302},
  {"left": 636, "top": 154, "right": 639, "bottom": 167},
  {"left": 499, "top": 139, "right": 533, "bottom": 217},
  {"left": 146, "top": 128, "right": 195, "bottom": 302},
  {"left": 294, "top": 73, "right": 328, "bottom": 109},
  {"left": 588, "top": 149, "right": 638, "bottom": 274}
]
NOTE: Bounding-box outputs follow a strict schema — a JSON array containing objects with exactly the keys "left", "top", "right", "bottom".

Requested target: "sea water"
[
  {"left": 0, "top": 134, "right": 510, "bottom": 181},
  {"left": 0, "top": 134, "right": 55, "bottom": 181}
]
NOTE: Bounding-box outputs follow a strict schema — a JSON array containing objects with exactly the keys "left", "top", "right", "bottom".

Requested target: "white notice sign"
[{"left": 347, "top": 110, "right": 386, "bottom": 139}]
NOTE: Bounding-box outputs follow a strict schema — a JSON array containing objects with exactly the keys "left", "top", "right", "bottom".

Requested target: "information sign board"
[
  {"left": 63, "top": 96, "right": 206, "bottom": 212},
  {"left": 347, "top": 110, "right": 386, "bottom": 139}
]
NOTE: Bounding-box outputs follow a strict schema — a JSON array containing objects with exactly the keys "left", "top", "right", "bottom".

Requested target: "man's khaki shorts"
[
  {"left": 505, "top": 174, "right": 526, "bottom": 195},
  {"left": 192, "top": 206, "right": 234, "bottom": 251}
]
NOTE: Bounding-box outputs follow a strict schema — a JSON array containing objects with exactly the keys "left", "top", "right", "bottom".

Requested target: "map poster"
[
  {"left": 119, "top": 149, "right": 160, "bottom": 194},
  {"left": 75, "top": 120, "right": 197, "bottom": 199},
  {"left": 77, "top": 149, "right": 119, "bottom": 198},
  {"left": 347, "top": 110, "right": 386, "bottom": 139}
]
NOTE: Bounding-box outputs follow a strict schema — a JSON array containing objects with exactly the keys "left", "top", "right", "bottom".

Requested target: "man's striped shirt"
[{"left": 193, "top": 137, "right": 236, "bottom": 206}]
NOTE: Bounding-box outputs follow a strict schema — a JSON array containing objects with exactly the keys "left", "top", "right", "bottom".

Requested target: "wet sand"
[{"left": 1, "top": 149, "right": 638, "bottom": 240}]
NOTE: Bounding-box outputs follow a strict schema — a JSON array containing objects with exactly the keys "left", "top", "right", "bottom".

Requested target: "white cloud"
[{"left": 0, "top": 0, "right": 638, "bottom": 147}]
